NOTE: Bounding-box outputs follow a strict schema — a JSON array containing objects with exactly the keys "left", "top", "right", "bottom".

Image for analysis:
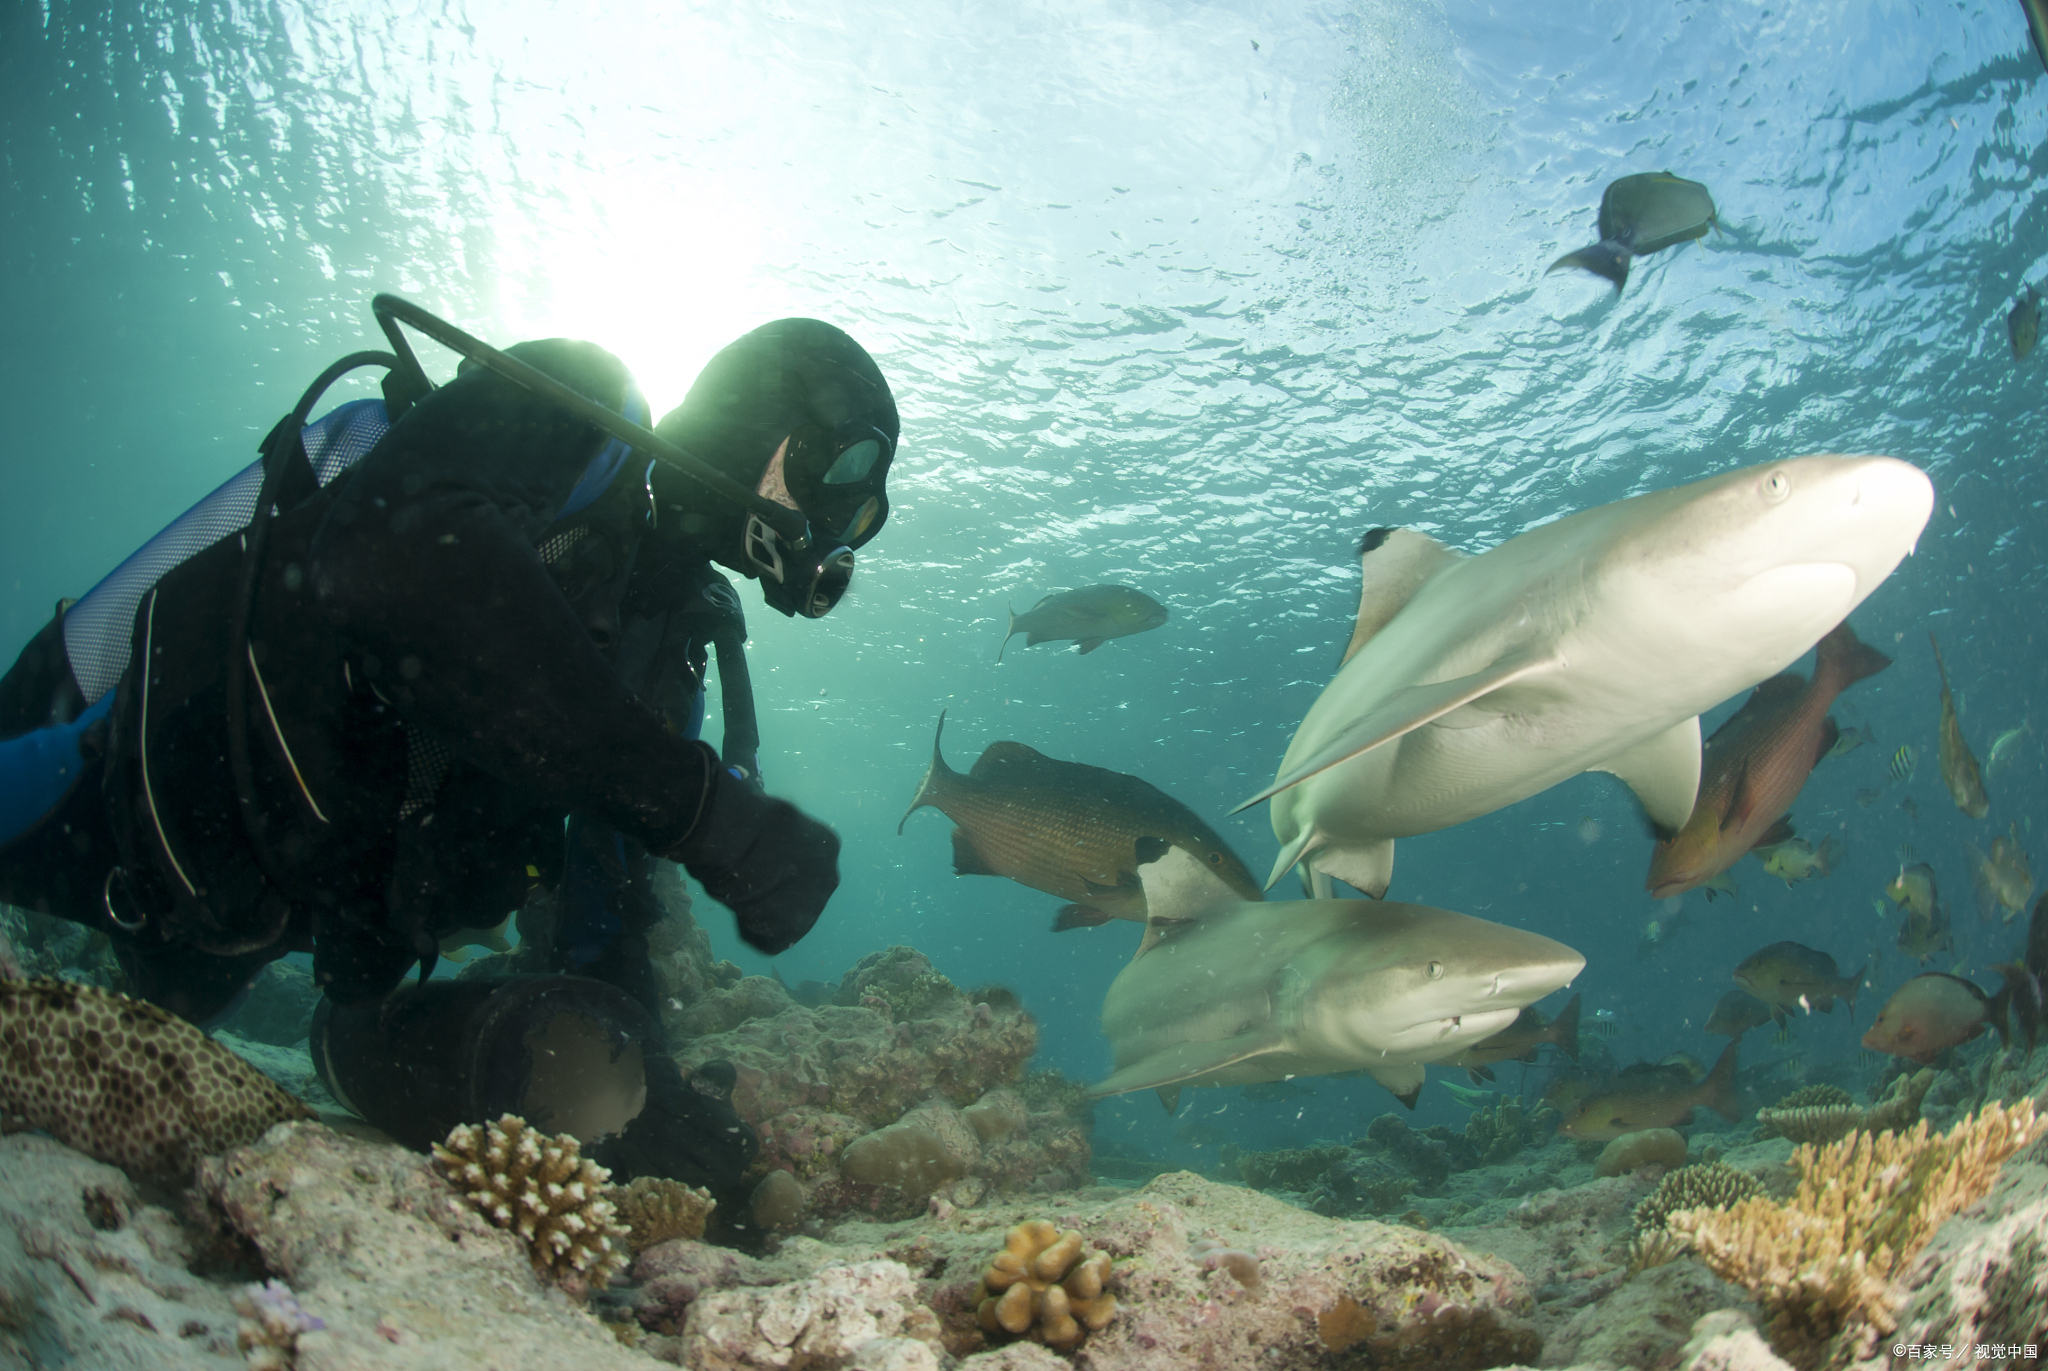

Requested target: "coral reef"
[
  {"left": 1188, "top": 1237, "right": 1262, "bottom": 1291},
  {"left": 750, "top": 1170, "right": 806, "bottom": 1232},
  {"left": 1755, "top": 1069, "right": 1934, "bottom": 1145},
  {"left": 1635, "top": 1162, "right": 1767, "bottom": 1235},
  {"left": 0, "top": 904, "right": 122, "bottom": 988},
  {"left": 432, "top": 1114, "right": 630, "bottom": 1290},
  {"left": 975, "top": 1220, "right": 1116, "bottom": 1351},
  {"left": 677, "top": 1258, "right": 946, "bottom": 1371},
  {"left": 233, "top": 1279, "right": 325, "bottom": 1371},
  {"left": 1596, "top": 1127, "right": 1688, "bottom": 1177},
  {"left": 1234, "top": 1144, "right": 1349, "bottom": 1191},
  {"left": 617, "top": 1175, "right": 717, "bottom": 1252},
  {"left": 1463, "top": 1098, "right": 1561, "bottom": 1165},
  {"left": 664, "top": 951, "right": 1081, "bottom": 1223},
  {"left": 1672, "top": 1099, "right": 2045, "bottom": 1368},
  {"left": 835, "top": 946, "right": 967, "bottom": 1023},
  {"left": 0, "top": 977, "right": 314, "bottom": 1182}
]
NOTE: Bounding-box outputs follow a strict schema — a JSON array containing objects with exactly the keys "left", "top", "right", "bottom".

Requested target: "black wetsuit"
[{"left": 0, "top": 339, "right": 758, "bottom": 1018}]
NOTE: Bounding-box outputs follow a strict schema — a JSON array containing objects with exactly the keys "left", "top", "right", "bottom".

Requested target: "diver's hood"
[{"left": 652, "top": 318, "right": 899, "bottom": 583}]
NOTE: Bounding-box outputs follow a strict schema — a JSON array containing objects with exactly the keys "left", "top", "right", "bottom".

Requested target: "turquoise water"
[{"left": 4, "top": 1, "right": 2043, "bottom": 1165}]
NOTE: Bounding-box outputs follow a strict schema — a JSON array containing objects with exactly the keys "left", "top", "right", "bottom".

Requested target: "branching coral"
[
  {"left": 975, "top": 1219, "right": 1117, "bottom": 1351},
  {"left": 1635, "top": 1161, "right": 1766, "bottom": 1234},
  {"left": 1755, "top": 1070, "right": 1934, "bottom": 1145},
  {"left": 614, "top": 1175, "right": 715, "bottom": 1252},
  {"left": 433, "top": 1114, "right": 629, "bottom": 1290},
  {"left": 0, "top": 977, "right": 314, "bottom": 1181},
  {"left": 1670, "top": 1099, "right": 2044, "bottom": 1369}
]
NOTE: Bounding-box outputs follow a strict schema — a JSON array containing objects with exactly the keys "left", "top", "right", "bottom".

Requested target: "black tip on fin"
[
  {"left": 1393, "top": 1085, "right": 1422, "bottom": 1111},
  {"left": 1357, "top": 526, "right": 1397, "bottom": 557},
  {"left": 1548, "top": 239, "right": 1631, "bottom": 291}
]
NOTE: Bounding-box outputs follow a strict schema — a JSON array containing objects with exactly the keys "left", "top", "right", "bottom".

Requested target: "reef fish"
[
  {"left": 1733, "top": 941, "right": 1864, "bottom": 1026},
  {"left": 1992, "top": 893, "right": 2048, "bottom": 1053},
  {"left": 1554, "top": 1041, "right": 1743, "bottom": 1141},
  {"left": 1890, "top": 744, "right": 1918, "bottom": 784},
  {"left": 2012, "top": 286, "right": 2041, "bottom": 361},
  {"left": 1967, "top": 823, "right": 2034, "bottom": 922},
  {"left": 1704, "top": 988, "right": 1774, "bottom": 1039},
  {"left": 1089, "top": 846, "right": 1585, "bottom": 1109},
  {"left": 1548, "top": 171, "right": 1718, "bottom": 292},
  {"left": 1887, "top": 863, "right": 1953, "bottom": 964},
  {"left": 998, "top": 585, "right": 1167, "bottom": 660},
  {"left": 1929, "top": 633, "right": 1991, "bottom": 819},
  {"left": 1825, "top": 724, "right": 1876, "bottom": 760},
  {"left": 1861, "top": 973, "right": 2003, "bottom": 1063},
  {"left": 900, "top": 713, "right": 1261, "bottom": 937},
  {"left": 1758, "top": 834, "right": 1845, "bottom": 887},
  {"left": 1646, "top": 621, "right": 1889, "bottom": 899},
  {"left": 1238, "top": 457, "right": 1934, "bottom": 899},
  {"left": 1987, "top": 720, "right": 2033, "bottom": 777},
  {"left": 1442, "top": 993, "right": 1582, "bottom": 1083}
]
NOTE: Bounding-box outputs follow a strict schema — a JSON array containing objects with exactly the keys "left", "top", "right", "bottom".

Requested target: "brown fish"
[
  {"left": 1703, "top": 988, "right": 1773, "bottom": 1039},
  {"left": 1861, "top": 973, "right": 2000, "bottom": 1063},
  {"left": 899, "top": 713, "right": 1261, "bottom": 937},
  {"left": 998, "top": 585, "right": 1168, "bottom": 660},
  {"left": 1928, "top": 633, "right": 1990, "bottom": 819},
  {"left": 1991, "top": 894, "right": 2047, "bottom": 1053},
  {"left": 1732, "top": 940, "right": 1865, "bottom": 1027},
  {"left": 1555, "top": 1040, "right": 1743, "bottom": 1141},
  {"left": 1443, "top": 994, "right": 1581, "bottom": 1083},
  {"left": 1966, "top": 823, "right": 2034, "bottom": 922},
  {"left": 1647, "top": 621, "right": 1890, "bottom": 899}
]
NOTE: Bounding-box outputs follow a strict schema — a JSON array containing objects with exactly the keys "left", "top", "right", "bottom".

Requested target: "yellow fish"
[
  {"left": 1758, "top": 834, "right": 1844, "bottom": 887},
  {"left": 1929, "top": 633, "right": 1990, "bottom": 819}
]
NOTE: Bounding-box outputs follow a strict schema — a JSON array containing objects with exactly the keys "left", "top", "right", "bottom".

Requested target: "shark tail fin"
[
  {"left": 1551, "top": 993, "right": 1583, "bottom": 1062},
  {"left": 1699, "top": 1038, "right": 1743, "bottom": 1122},
  {"left": 1547, "top": 238, "right": 1631, "bottom": 291},
  {"left": 1156, "top": 1086, "right": 1182, "bottom": 1115},
  {"left": 898, "top": 711, "right": 958, "bottom": 834}
]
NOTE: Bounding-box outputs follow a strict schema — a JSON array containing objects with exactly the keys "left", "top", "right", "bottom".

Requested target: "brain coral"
[
  {"left": 1595, "top": 1127, "right": 1687, "bottom": 1177},
  {"left": 433, "top": 1114, "right": 629, "bottom": 1290},
  {"left": 976, "top": 1219, "right": 1116, "bottom": 1351},
  {"left": 0, "top": 977, "right": 313, "bottom": 1181}
]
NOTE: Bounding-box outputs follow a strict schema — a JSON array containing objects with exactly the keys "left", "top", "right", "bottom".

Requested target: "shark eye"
[
  {"left": 1207, "top": 851, "right": 1224, "bottom": 865},
  {"left": 1762, "top": 469, "right": 1791, "bottom": 504},
  {"left": 1425, "top": 960, "right": 1444, "bottom": 980}
]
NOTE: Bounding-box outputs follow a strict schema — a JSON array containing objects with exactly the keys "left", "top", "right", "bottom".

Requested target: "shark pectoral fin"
[
  {"left": 1588, "top": 716, "right": 1702, "bottom": 836},
  {"left": 1231, "top": 648, "right": 1563, "bottom": 813},
  {"left": 1087, "top": 1029, "right": 1291, "bottom": 1099},
  {"left": 1076, "top": 638, "right": 1106, "bottom": 654},
  {"left": 1369, "top": 1061, "right": 1427, "bottom": 1109},
  {"left": 1156, "top": 1087, "right": 1181, "bottom": 1114},
  {"left": 1310, "top": 867, "right": 1337, "bottom": 900},
  {"left": 1342, "top": 528, "right": 1462, "bottom": 665},
  {"left": 1311, "top": 841, "right": 1393, "bottom": 899},
  {"left": 1264, "top": 824, "right": 1322, "bottom": 892}
]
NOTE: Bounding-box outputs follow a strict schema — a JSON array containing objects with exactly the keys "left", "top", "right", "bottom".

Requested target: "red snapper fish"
[
  {"left": 1861, "top": 973, "right": 2003, "bottom": 1063},
  {"left": 1647, "top": 621, "right": 1890, "bottom": 899}
]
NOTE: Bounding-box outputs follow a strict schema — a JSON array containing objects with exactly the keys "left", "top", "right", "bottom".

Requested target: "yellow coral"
[
  {"left": 975, "top": 1219, "right": 1117, "bottom": 1351},
  {"left": 614, "top": 1175, "right": 715, "bottom": 1252},
  {"left": 1670, "top": 1099, "right": 2043, "bottom": 1369},
  {"left": 433, "top": 1114, "right": 630, "bottom": 1290}
]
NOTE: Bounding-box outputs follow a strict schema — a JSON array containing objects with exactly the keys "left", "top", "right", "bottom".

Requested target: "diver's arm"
[{"left": 711, "top": 622, "right": 761, "bottom": 783}]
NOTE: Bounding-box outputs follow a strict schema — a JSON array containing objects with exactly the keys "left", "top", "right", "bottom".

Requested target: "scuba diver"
[{"left": 0, "top": 296, "right": 898, "bottom": 1232}]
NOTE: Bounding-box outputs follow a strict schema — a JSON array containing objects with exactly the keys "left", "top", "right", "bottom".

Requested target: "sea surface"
[{"left": 3, "top": 0, "right": 2043, "bottom": 1170}]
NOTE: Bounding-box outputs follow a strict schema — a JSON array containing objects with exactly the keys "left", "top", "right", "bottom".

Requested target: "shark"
[
  {"left": 1088, "top": 845, "right": 1585, "bottom": 1110},
  {"left": 1237, "top": 455, "right": 1935, "bottom": 898}
]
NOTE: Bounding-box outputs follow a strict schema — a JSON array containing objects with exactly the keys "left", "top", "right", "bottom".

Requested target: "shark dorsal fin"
[
  {"left": 1342, "top": 528, "right": 1462, "bottom": 665},
  {"left": 1136, "top": 843, "right": 1245, "bottom": 923}
]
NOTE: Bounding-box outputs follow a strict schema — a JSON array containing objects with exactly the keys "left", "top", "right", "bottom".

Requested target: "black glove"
[{"left": 666, "top": 746, "right": 839, "bottom": 955}]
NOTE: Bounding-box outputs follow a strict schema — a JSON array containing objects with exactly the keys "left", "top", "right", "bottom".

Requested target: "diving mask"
[{"left": 741, "top": 421, "right": 894, "bottom": 618}]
